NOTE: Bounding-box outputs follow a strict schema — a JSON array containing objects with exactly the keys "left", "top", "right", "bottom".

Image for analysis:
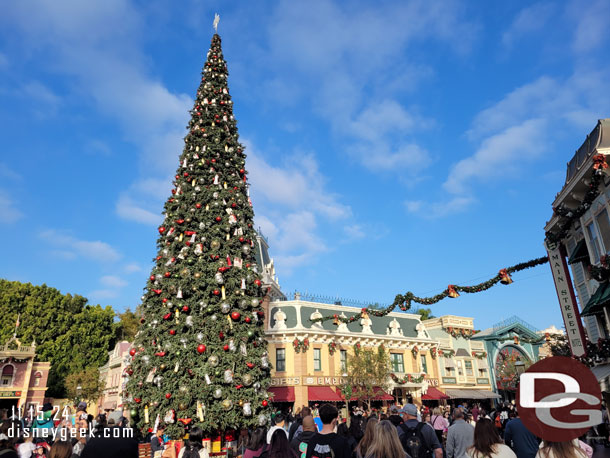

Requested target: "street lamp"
[{"left": 515, "top": 360, "right": 526, "bottom": 376}]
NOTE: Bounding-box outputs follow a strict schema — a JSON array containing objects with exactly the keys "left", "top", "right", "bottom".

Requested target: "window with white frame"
[
  {"left": 587, "top": 221, "right": 603, "bottom": 263},
  {"left": 390, "top": 353, "right": 405, "bottom": 373},
  {"left": 340, "top": 350, "right": 347, "bottom": 373},
  {"left": 276, "top": 348, "right": 286, "bottom": 372},
  {"left": 313, "top": 348, "right": 322, "bottom": 371},
  {"left": 1, "top": 365, "right": 14, "bottom": 386},
  {"left": 596, "top": 208, "right": 610, "bottom": 253}
]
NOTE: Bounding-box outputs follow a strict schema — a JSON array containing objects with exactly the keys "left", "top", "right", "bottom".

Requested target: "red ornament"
[
  {"left": 152, "top": 289, "right": 162, "bottom": 295},
  {"left": 213, "top": 289, "right": 220, "bottom": 296},
  {"left": 223, "top": 344, "right": 229, "bottom": 351},
  {"left": 239, "top": 169, "right": 245, "bottom": 175},
  {"left": 215, "top": 216, "right": 222, "bottom": 222},
  {"left": 231, "top": 203, "right": 237, "bottom": 208},
  {"left": 129, "top": 348, "right": 136, "bottom": 356},
  {"left": 183, "top": 172, "right": 189, "bottom": 177},
  {"left": 158, "top": 227, "right": 166, "bottom": 234},
  {"left": 134, "top": 398, "right": 141, "bottom": 404},
  {"left": 162, "top": 298, "right": 168, "bottom": 303},
  {"left": 163, "top": 313, "right": 171, "bottom": 320},
  {"left": 219, "top": 332, "right": 225, "bottom": 340},
  {"left": 140, "top": 317, "right": 145, "bottom": 324},
  {"left": 164, "top": 272, "right": 171, "bottom": 278},
  {"left": 235, "top": 385, "right": 243, "bottom": 390},
  {"left": 197, "top": 344, "right": 206, "bottom": 354},
  {"left": 257, "top": 311, "right": 264, "bottom": 318},
  {"left": 155, "top": 351, "right": 166, "bottom": 357},
  {"left": 261, "top": 400, "right": 268, "bottom": 407},
  {"left": 165, "top": 393, "right": 172, "bottom": 399},
  {"left": 239, "top": 237, "right": 245, "bottom": 242},
  {"left": 149, "top": 275, "right": 155, "bottom": 281},
  {"left": 169, "top": 329, "right": 176, "bottom": 336},
  {"left": 231, "top": 312, "right": 241, "bottom": 321},
  {"left": 254, "top": 279, "right": 262, "bottom": 287},
  {"left": 176, "top": 219, "right": 184, "bottom": 224},
  {"left": 127, "top": 369, "right": 133, "bottom": 376},
  {"left": 182, "top": 305, "right": 190, "bottom": 313},
  {"left": 245, "top": 317, "right": 251, "bottom": 324},
  {"left": 195, "top": 203, "right": 202, "bottom": 209},
  {"left": 246, "top": 362, "right": 254, "bottom": 369}
]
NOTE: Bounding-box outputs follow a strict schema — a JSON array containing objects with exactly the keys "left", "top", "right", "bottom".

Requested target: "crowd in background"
[{"left": 1, "top": 400, "right": 608, "bottom": 458}]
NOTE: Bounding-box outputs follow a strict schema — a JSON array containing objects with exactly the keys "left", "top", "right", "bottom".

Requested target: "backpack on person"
[
  {"left": 495, "top": 414, "right": 502, "bottom": 429},
  {"left": 399, "top": 423, "right": 432, "bottom": 458}
]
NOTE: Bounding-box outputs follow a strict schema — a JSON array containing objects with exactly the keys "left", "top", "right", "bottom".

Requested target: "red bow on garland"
[{"left": 594, "top": 154, "right": 608, "bottom": 170}]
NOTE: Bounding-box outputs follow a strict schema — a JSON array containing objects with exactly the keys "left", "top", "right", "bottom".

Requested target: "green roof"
[
  {"left": 581, "top": 282, "right": 610, "bottom": 316},
  {"left": 568, "top": 239, "right": 589, "bottom": 264}
]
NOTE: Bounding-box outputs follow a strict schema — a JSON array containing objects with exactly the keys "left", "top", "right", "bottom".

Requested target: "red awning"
[
  {"left": 338, "top": 387, "right": 394, "bottom": 401},
  {"left": 268, "top": 386, "right": 295, "bottom": 402},
  {"left": 308, "top": 386, "right": 343, "bottom": 402},
  {"left": 421, "top": 387, "right": 449, "bottom": 400}
]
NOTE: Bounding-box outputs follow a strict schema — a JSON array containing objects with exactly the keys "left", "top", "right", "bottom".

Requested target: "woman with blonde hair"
[
  {"left": 430, "top": 407, "right": 449, "bottom": 444},
  {"left": 535, "top": 440, "right": 590, "bottom": 458},
  {"left": 355, "top": 417, "right": 377, "bottom": 458},
  {"left": 364, "top": 420, "right": 409, "bottom": 458}
]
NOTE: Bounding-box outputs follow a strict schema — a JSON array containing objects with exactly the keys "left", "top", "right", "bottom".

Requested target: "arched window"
[
  {"left": 1, "top": 365, "right": 15, "bottom": 386},
  {"left": 34, "top": 372, "right": 42, "bottom": 387}
]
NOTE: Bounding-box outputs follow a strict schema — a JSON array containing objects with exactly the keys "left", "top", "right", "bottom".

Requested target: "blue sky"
[{"left": 1, "top": 0, "right": 609, "bottom": 331}]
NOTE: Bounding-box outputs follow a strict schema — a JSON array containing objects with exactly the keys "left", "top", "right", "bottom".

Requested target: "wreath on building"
[
  {"left": 293, "top": 338, "right": 309, "bottom": 353},
  {"left": 430, "top": 347, "right": 437, "bottom": 359},
  {"left": 391, "top": 373, "right": 425, "bottom": 384},
  {"left": 442, "top": 349, "right": 455, "bottom": 358},
  {"left": 472, "top": 351, "right": 487, "bottom": 359},
  {"left": 411, "top": 346, "right": 419, "bottom": 357},
  {"left": 328, "top": 341, "right": 337, "bottom": 356}
]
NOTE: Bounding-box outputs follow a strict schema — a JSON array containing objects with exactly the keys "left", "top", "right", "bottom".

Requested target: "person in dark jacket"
[
  {"left": 290, "top": 416, "right": 317, "bottom": 456},
  {"left": 289, "top": 407, "right": 311, "bottom": 442}
]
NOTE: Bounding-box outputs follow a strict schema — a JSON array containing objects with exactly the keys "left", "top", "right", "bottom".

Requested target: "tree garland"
[
  {"left": 446, "top": 327, "right": 474, "bottom": 339},
  {"left": 441, "top": 350, "right": 455, "bottom": 358},
  {"left": 390, "top": 373, "right": 425, "bottom": 384},
  {"left": 0, "top": 357, "right": 29, "bottom": 364},
  {"left": 312, "top": 258, "right": 549, "bottom": 325},
  {"left": 292, "top": 338, "right": 309, "bottom": 353},
  {"left": 430, "top": 347, "right": 437, "bottom": 359}
]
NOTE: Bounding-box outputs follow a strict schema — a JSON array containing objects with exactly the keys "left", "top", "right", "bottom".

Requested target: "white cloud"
[
  {"left": 116, "top": 178, "right": 170, "bottom": 225},
  {"left": 406, "top": 195, "right": 476, "bottom": 218},
  {"left": 502, "top": 3, "right": 555, "bottom": 48},
  {"left": 40, "top": 229, "right": 121, "bottom": 263},
  {"left": 88, "top": 289, "right": 119, "bottom": 301},
  {"left": 0, "top": 189, "right": 23, "bottom": 223},
  {"left": 344, "top": 224, "right": 365, "bottom": 240},
  {"left": 100, "top": 275, "right": 128, "bottom": 288},
  {"left": 2, "top": 1, "right": 191, "bottom": 226},
  {"left": 568, "top": 0, "right": 610, "bottom": 53},
  {"left": 124, "top": 263, "right": 142, "bottom": 273},
  {"left": 0, "top": 163, "right": 20, "bottom": 181},
  {"left": 444, "top": 119, "right": 548, "bottom": 195},
  {"left": 20, "top": 81, "right": 61, "bottom": 107},
  {"left": 263, "top": 0, "right": 474, "bottom": 172}
]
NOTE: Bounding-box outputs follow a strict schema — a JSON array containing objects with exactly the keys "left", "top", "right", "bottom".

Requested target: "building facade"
[
  {"left": 98, "top": 341, "right": 132, "bottom": 414},
  {"left": 263, "top": 295, "right": 441, "bottom": 407},
  {"left": 0, "top": 336, "right": 50, "bottom": 413},
  {"left": 423, "top": 316, "right": 498, "bottom": 401},
  {"left": 545, "top": 119, "right": 610, "bottom": 341}
]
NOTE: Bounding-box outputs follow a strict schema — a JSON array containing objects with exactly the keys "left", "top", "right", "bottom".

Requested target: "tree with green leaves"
[
  {"left": 115, "top": 308, "right": 140, "bottom": 342},
  {"left": 415, "top": 308, "right": 435, "bottom": 320},
  {"left": 339, "top": 345, "right": 392, "bottom": 410},
  {"left": 65, "top": 366, "right": 104, "bottom": 403},
  {"left": 125, "top": 32, "right": 270, "bottom": 438},
  {"left": 0, "top": 279, "right": 116, "bottom": 396}
]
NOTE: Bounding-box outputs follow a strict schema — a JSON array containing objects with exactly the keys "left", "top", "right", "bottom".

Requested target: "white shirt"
[
  {"left": 18, "top": 442, "right": 36, "bottom": 458},
  {"left": 267, "top": 425, "right": 288, "bottom": 444},
  {"left": 467, "top": 444, "right": 517, "bottom": 458}
]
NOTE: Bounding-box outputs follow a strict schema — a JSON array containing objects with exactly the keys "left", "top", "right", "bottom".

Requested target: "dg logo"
[{"left": 517, "top": 356, "right": 602, "bottom": 441}]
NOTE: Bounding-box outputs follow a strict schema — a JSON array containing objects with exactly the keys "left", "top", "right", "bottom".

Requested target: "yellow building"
[{"left": 263, "top": 294, "right": 443, "bottom": 407}]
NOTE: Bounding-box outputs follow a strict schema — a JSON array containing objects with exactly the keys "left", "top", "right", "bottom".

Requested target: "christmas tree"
[{"left": 125, "top": 31, "right": 271, "bottom": 438}]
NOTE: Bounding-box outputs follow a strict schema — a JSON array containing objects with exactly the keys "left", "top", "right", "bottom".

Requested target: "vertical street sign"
[{"left": 545, "top": 240, "right": 587, "bottom": 357}]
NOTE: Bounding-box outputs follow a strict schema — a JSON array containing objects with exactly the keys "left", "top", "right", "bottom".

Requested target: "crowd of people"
[
  {"left": 0, "top": 400, "right": 607, "bottom": 458},
  {"left": 0, "top": 402, "right": 137, "bottom": 458}
]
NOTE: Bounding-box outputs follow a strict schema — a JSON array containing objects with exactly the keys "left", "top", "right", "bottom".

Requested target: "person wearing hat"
[{"left": 398, "top": 404, "right": 442, "bottom": 458}]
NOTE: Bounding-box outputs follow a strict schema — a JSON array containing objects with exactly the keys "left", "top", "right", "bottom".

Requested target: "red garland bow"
[{"left": 594, "top": 154, "right": 608, "bottom": 170}]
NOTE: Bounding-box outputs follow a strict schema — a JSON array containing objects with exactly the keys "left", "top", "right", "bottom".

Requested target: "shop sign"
[
  {"left": 270, "top": 377, "right": 300, "bottom": 386},
  {"left": 303, "top": 376, "right": 347, "bottom": 386},
  {"left": 0, "top": 391, "right": 21, "bottom": 398},
  {"left": 477, "top": 378, "right": 490, "bottom": 384},
  {"left": 427, "top": 378, "right": 440, "bottom": 387},
  {"left": 442, "top": 377, "right": 457, "bottom": 384}
]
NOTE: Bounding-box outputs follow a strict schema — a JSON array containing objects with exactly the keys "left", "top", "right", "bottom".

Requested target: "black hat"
[{"left": 41, "top": 403, "right": 53, "bottom": 412}]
